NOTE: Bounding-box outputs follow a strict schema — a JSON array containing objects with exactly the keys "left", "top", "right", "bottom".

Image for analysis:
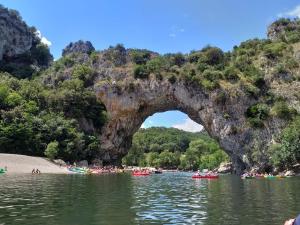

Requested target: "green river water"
[{"left": 0, "top": 172, "right": 299, "bottom": 225}]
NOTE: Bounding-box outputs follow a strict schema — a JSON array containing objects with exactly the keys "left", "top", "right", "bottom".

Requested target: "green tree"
[
  {"left": 133, "top": 65, "right": 149, "bottom": 79},
  {"left": 45, "top": 141, "right": 59, "bottom": 160}
]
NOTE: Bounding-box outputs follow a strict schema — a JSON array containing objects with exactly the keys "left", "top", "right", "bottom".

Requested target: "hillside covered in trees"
[{"left": 122, "top": 127, "right": 229, "bottom": 170}]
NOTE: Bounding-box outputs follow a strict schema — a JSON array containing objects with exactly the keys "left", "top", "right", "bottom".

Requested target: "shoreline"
[{"left": 0, "top": 153, "right": 69, "bottom": 174}]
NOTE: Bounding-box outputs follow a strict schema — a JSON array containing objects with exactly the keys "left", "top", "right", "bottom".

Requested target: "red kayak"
[
  {"left": 132, "top": 172, "right": 150, "bottom": 176},
  {"left": 192, "top": 175, "right": 219, "bottom": 179}
]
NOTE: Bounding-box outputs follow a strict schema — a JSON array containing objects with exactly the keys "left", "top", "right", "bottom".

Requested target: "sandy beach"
[{"left": 0, "top": 153, "right": 69, "bottom": 174}]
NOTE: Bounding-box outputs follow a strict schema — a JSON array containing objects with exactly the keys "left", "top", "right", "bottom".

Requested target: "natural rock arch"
[{"left": 95, "top": 77, "right": 283, "bottom": 174}]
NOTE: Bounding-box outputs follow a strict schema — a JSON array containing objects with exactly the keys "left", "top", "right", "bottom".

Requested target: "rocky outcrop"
[
  {"left": 62, "top": 40, "right": 95, "bottom": 56},
  {"left": 216, "top": 162, "right": 232, "bottom": 174},
  {"left": 267, "top": 18, "right": 300, "bottom": 41},
  {"left": 94, "top": 76, "right": 289, "bottom": 174},
  {"left": 0, "top": 5, "right": 53, "bottom": 78},
  {"left": 54, "top": 159, "right": 67, "bottom": 166},
  {"left": 0, "top": 5, "right": 34, "bottom": 60}
]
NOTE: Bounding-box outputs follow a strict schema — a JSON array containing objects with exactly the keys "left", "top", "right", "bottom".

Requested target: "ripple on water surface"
[{"left": 0, "top": 173, "right": 299, "bottom": 225}]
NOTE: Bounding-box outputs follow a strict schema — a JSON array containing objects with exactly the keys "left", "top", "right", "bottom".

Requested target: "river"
[{"left": 0, "top": 172, "right": 299, "bottom": 225}]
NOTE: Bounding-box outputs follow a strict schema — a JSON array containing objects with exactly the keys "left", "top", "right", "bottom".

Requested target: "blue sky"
[{"left": 2, "top": 0, "right": 300, "bottom": 132}]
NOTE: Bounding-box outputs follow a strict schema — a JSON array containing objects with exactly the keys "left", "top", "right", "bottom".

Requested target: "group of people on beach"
[{"left": 31, "top": 168, "right": 41, "bottom": 174}]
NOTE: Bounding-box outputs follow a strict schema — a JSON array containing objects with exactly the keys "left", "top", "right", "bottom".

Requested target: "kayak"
[
  {"left": 265, "top": 175, "right": 276, "bottom": 179},
  {"left": 132, "top": 172, "right": 150, "bottom": 176},
  {"left": 192, "top": 175, "right": 219, "bottom": 179},
  {"left": 0, "top": 168, "right": 5, "bottom": 174},
  {"left": 154, "top": 170, "right": 162, "bottom": 174},
  {"left": 242, "top": 176, "right": 254, "bottom": 179},
  {"left": 68, "top": 167, "right": 88, "bottom": 174}
]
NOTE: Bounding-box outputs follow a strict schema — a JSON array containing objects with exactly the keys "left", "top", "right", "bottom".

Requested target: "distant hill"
[{"left": 122, "top": 127, "right": 228, "bottom": 170}]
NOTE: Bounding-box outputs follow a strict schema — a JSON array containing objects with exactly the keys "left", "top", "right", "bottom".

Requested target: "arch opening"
[{"left": 121, "top": 110, "right": 230, "bottom": 172}]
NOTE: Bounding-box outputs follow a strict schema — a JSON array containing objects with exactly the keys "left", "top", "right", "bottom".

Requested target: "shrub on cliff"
[
  {"left": 103, "top": 44, "right": 127, "bottom": 66},
  {"left": 263, "top": 42, "right": 287, "bottom": 59},
  {"left": 224, "top": 66, "right": 239, "bottom": 81},
  {"left": 270, "top": 101, "right": 297, "bottom": 120},
  {"left": 199, "top": 46, "right": 224, "bottom": 66},
  {"left": 146, "top": 56, "right": 166, "bottom": 73},
  {"left": 200, "top": 78, "right": 219, "bottom": 91},
  {"left": 164, "top": 53, "right": 186, "bottom": 67},
  {"left": 130, "top": 49, "right": 151, "bottom": 65},
  {"left": 133, "top": 64, "right": 149, "bottom": 79},
  {"left": 72, "top": 64, "right": 95, "bottom": 86},
  {"left": 246, "top": 103, "right": 270, "bottom": 127}
]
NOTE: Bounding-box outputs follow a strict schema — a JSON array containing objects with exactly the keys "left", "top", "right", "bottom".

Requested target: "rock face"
[
  {"left": 0, "top": 6, "right": 34, "bottom": 60},
  {"left": 62, "top": 40, "right": 95, "bottom": 56},
  {"left": 267, "top": 19, "right": 300, "bottom": 41},
  {"left": 54, "top": 159, "right": 67, "bottom": 166},
  {"left": 216, "top": 162, "right": 232, "bottom": 174},
  {"left": 95, "top": 76, "right": 288, "bottom": 174}
]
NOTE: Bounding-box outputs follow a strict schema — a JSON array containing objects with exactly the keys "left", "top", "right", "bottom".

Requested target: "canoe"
[
  {"left": 132, "top": 172, "right": 150, "bottom": 176},
  {"left": 242, "top": 176, "right": 254, "bottom": 179},
  {"left": 0, "top": 169, "right": 5, "bottom": 174},
  {"left": 192, "top": 175, "right": 219, "bottom": 179}
]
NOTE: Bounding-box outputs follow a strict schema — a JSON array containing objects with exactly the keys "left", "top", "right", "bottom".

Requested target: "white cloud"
[
  {"left": 41, "top": 37, "right": 52, "bottom": 46},
  {"left": 278, "top": 5, "right": 300, "bottom": 18},
  {"left": 141, "top": 123, "right": 146, "bottom": 129},
  {"left": 35, "top": 30, "right": 52, "bottom": 46},
  {"left": 169, "top": 26, "right": 185, "bottom": 38},
  {"left": 172, "top": 118, "right": 203, "bottom": 133}
]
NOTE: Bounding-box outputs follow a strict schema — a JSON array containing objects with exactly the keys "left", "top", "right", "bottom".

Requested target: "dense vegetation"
[
  {"left": 0, "top": 71, "right": 106, "bottom": 162},
  {"left": 269, "top": 116, "right": 300, "bottom": 170},
  {"left": 122, "top": 127, "right": 229, "bottom": 170}
]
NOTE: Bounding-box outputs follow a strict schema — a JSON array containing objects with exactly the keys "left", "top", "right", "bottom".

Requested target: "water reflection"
[
  {"left": 0, "top": 174, "right": 136, "bottom": 225},
  {"left": 0, "top": 173, "right": 299, "bottom": 225}
]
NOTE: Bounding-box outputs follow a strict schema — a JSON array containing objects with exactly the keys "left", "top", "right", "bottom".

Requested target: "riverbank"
[{"left": 0, "top": 154, "right": 69, "bottom": 174}]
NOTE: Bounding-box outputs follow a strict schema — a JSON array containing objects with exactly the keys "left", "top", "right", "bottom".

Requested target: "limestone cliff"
[
  {"left": 95, "top": 74, "right": 291, "bottom": 174},
  {"left": 0, "top": 5, "right": 34, "bottom": 60},
  {"left": 0, "top": 5, "right": 53, "bottom": 78}
]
